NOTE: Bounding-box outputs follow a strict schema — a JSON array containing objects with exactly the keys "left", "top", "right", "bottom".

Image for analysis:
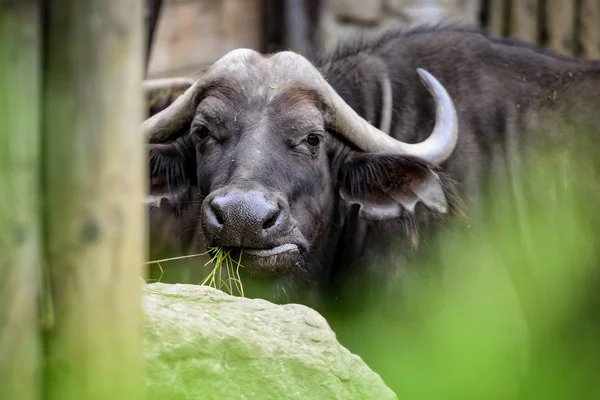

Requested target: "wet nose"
[{"left": 202, "top": 189, "right": 287, "bottom": 247}]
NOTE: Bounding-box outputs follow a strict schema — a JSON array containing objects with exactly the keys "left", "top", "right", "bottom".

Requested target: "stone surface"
[{"left": 144, "top": 283, "right": 397, "bottom": 400}]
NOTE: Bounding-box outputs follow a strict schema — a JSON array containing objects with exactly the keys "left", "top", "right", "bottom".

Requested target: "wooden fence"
[
  {"left": 1, "top": 1, "right": 146, "bottom": 400},
  {"left": 484, "top": 0, "right": 600, "bottom": 58}
]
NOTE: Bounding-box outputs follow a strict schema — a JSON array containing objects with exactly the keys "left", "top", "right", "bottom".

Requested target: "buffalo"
[{"left": 145, "top": 25, "right": 600, "bottom": 297}]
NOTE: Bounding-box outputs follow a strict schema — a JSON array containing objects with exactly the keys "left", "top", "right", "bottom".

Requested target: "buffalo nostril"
[
  {"left": 262, "top": 209, "right": 281, "bottom": 231},
  {"left": 213, "top": 207, "right": 225, "bottom": 226},
  {"left": 207, "top": 200, "right": 225, "bottom": 228}
]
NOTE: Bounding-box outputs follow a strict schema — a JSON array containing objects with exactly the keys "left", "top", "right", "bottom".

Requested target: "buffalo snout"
[{"left": 202, "top": 188, "right": 290, "bottom": 248}]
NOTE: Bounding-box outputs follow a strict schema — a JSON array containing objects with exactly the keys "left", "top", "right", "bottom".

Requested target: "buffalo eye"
[
  {"left": 190, "top": 124, "right": 209, "bottom": 141},
  {"left": 305, "top": 133, "right": 323, "bottom": 147}
]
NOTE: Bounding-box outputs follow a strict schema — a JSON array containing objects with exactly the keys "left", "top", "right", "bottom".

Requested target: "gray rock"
[{"left": 144, "top": 283, "right": 397, "bottom": 400}]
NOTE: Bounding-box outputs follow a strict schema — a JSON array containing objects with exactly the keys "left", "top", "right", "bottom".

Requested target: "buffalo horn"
[
  {"left": 143, "top": 77, "right": 204, "bottom": 143},
  {"left": 143, "top": 77, "right": 196, "bottom": 93},
  {"left": 318, "top": 68, "right": 458, "bottom": 165},
  {"left": 142, "top": 50, "right": 459, "bottom": 165}
]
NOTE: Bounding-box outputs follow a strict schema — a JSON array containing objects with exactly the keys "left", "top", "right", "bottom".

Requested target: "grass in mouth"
[
  {"left": 145, "top": 247, "right": 245, "bottom": 297},
  {"left": 199, "top": 247, "right": 245, "bottom": 297}
]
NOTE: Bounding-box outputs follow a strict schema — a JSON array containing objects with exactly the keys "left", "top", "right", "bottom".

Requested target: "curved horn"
[
  {"left": 143, "top": 78, "right": 204, "bottom": 143},
  {"left": 143, "top": 77, "right": 196, "bottom": 93},
  {"left": 142, "top": 48, "right": 458, "bottom": 164},
  {"left": 142, "top": 48, "right": 258, "bottom": 143},
  {"left": 321, "top": 68, "right": 458, "bottom": 165}
]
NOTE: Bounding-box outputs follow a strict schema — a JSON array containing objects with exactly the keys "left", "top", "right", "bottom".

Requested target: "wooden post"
[
  {"left": 510, "top": 0, "right": 539, "bottom": 44},
  {"left": 488, "top": 0, "right": 508, "bottom": 37},
  {"left": 580, "top": 0, "right": 600, "bottom": 59},
  {"left": 145, "top": 0, "right": 164, "bottom": 72},
  {"left": 42, "top": 1, "right": 146, "bottom": 399},
  {"left": 0, "top": 2, "right": 42, "bottom": 400},
  {"left": 547, "top": 0, "right": 576, "bottom": 55}
]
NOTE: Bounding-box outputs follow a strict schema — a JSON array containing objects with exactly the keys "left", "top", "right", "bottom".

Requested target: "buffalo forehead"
[
  {"left": 199, "top": 50, "right": 327, "bottom": 132},
  {"left": 209, "top": 48, "right": 326, "bottom": 102}
]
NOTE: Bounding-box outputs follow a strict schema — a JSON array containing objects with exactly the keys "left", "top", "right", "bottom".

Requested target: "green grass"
[
  {"left": 199, "top": 247, "right": 245, "bottom": 297},
  {"left": 145, "top": 247, "right": 245, "bottom": 297}
]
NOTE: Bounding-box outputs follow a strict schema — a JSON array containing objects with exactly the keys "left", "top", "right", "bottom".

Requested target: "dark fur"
[{"left": 149, "top": 24, "right": 600, "bottom": 298}]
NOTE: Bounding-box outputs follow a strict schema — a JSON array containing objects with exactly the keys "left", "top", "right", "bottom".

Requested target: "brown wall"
[
  {"left": 146, "top": 0, "right": 482, "bottom": 78},
  {"left": 147, "top": 0, "right": 263, "bottom": 78},
  {"left": 322, "top": 0, "right": 480, "bottom": 50}
]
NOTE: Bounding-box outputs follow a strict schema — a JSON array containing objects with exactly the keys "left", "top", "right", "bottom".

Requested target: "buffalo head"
[{"left": 144, "top": 49, "right": 458, "bottom": 280}]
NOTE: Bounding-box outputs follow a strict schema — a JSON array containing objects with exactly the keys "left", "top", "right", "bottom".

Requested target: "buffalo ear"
[
  {"left": 146, "top": 141, "right": 196, "bottom": 212},
  {"left": 339, "top": 154, "right": 449, "bottom": 220}
]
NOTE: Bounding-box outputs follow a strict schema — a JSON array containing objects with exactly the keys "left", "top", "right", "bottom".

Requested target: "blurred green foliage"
[{"left": 326, "top": 114, "right": 600, "bottom": 398}]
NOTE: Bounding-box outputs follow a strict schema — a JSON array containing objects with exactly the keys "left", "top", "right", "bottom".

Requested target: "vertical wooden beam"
[
  {"left": 547, "top": 0, "right": 576, "bottom": 55},
  {"left": 488, "top": 0, "right": 508, "bottom": 37},
  {"left": 145, "top": 0, "right": 164, "bottom": 73},
  {"left": 42, "top": 1, "right": 146, "bottom": 399},
  {"left": 0, "top": 2, "right": 42, "bottom": 400},
  {"left": 284, "top": 0, "right": 310, "bottom": 55},
  {"left": 261, "top": 0, "right": 285, "bottom": 53},
  {"left": 510, "top": 0, "right": 539, "bottom": 44},
  {"left": 580, "top": 0, "right": 600, "bottom": 58},
  {"left": 305, "top": 0, "right": 323, "bottom": 52}
]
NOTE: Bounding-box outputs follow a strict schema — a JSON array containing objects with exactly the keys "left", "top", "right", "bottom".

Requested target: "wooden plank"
[
  {"left": 42, "top": 1, "right": 145, "bottom": 399},
  {"left": 510, "top": 0, "right": 539, "bottom": 44},
  {"left": 580, "top": 0, "right": 600, "bottom": 58},
  {"left": 547, "top": 0, "right": 576, "bottom": 55},
  {"left": 145, "top": 0, "right": 164, "bottom": 71},
  {"left": 488, "top": 0, "right": 508, "bottom": 37},
  {"left": 0, "top": 2, "right": 42, "bottom": 400}
]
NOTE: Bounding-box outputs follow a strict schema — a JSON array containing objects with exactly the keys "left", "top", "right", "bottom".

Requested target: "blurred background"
[
  {"left": 141, "top": 4, "right": 600, "bottom": 397},
  {"left": 146, "top": 0, "right": 599, "bottom": 79}
]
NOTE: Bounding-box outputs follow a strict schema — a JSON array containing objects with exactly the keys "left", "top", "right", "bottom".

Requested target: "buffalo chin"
[{"left": 227, "top": 244, "right": 305, "bottom": 276}]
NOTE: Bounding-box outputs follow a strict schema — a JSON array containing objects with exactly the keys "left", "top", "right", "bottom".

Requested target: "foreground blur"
[{"left": 326, "top": 111, "right": 600, "bottom": 398}]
